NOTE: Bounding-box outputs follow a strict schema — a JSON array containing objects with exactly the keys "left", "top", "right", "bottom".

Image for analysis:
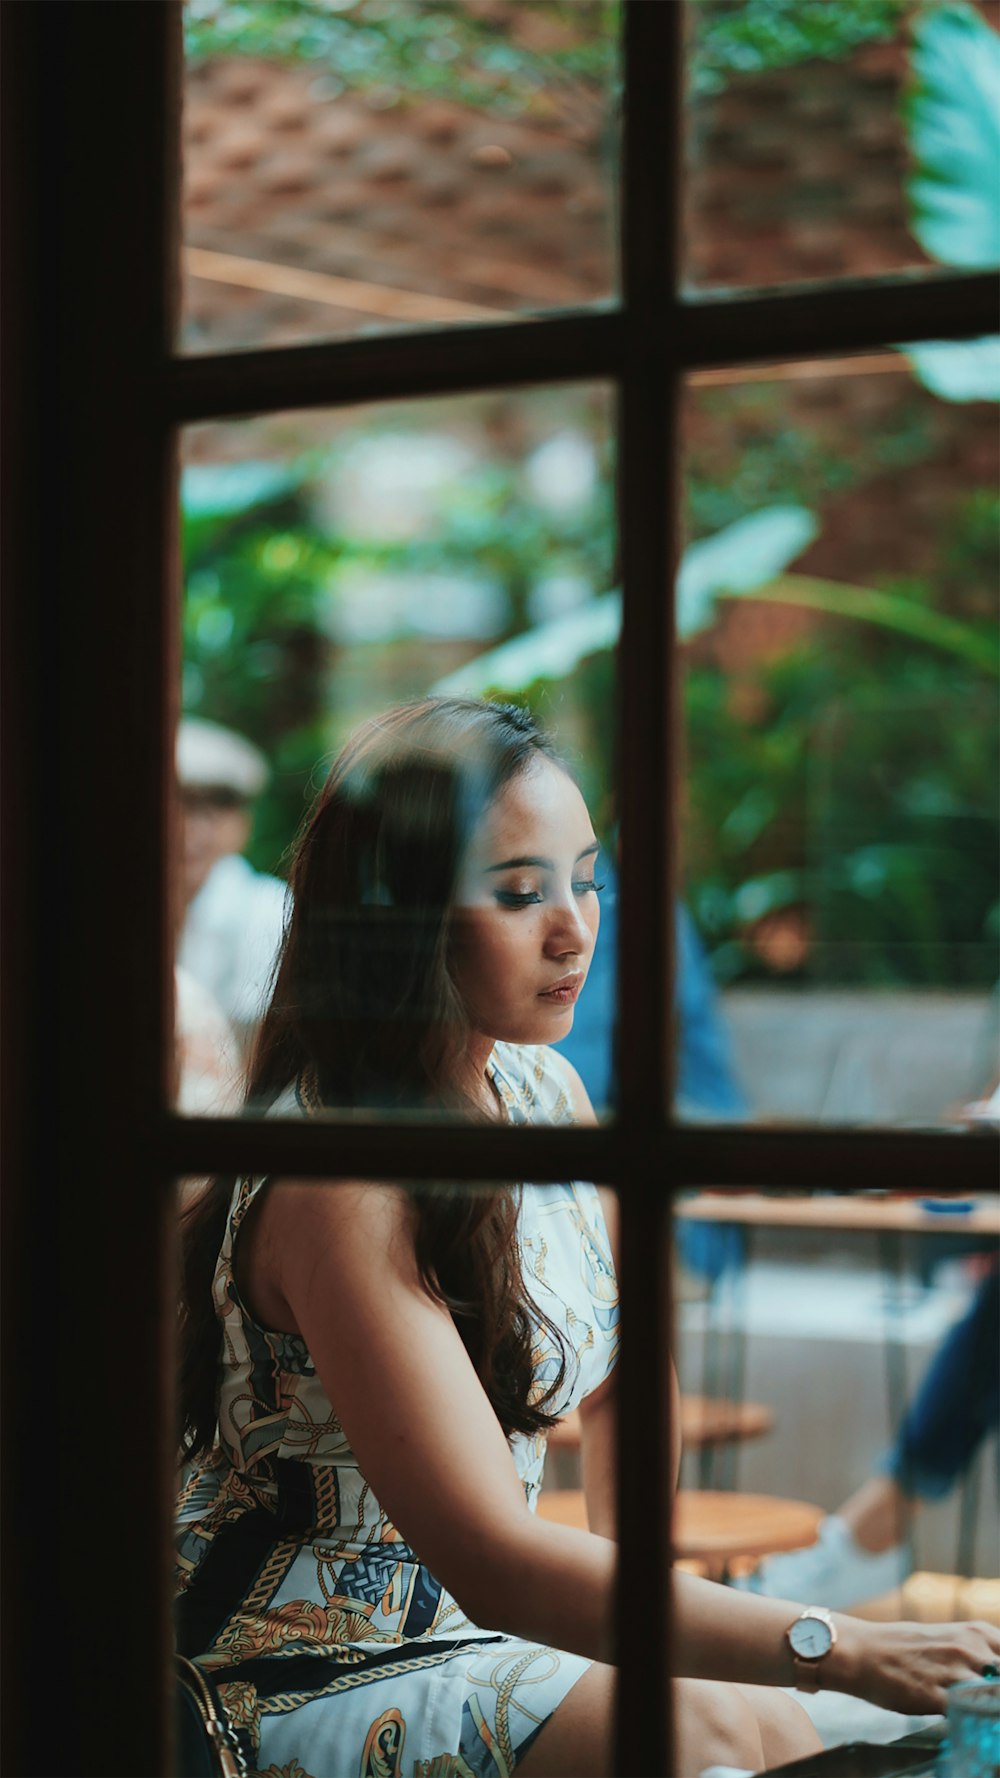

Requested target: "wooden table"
[
  {"left": 678, "top": 1192, "right": 1000, "bottom": 1237},
  {"left": 673, "top": 1488, "right": 822, "bottom": 1575},
  {"left": 547, "top": 1395, "right": 774, "bottom": 1453},
  {"left": 537, "top": 1486, "right": 822, "bottom": 1580},
  {"left": 681, "top": 1393, "right": 775, "bottom": 1449}
]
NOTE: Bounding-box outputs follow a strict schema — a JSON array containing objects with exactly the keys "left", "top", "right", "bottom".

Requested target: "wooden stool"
[
  {"left": 537, "top": 1488, "right": 823, "bottom": 1584},
  {"left": 674, "top": 1490, "right": 823, "bottom": 1580},
  {"left": 547, "top": 1396, "right": 774, "bottom": 1452},
  {"left": 682, "top": 1396, "right": 774, "bottom": 1450}
]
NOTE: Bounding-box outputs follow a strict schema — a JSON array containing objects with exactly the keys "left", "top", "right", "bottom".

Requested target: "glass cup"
[{"left": 945, "top": 1679, "right": 1000, "bottom": 1778}]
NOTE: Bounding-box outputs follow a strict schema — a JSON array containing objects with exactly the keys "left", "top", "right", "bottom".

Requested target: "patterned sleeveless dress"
[{"left": 175, "top": 1042, "right": 619, "bottom": 1778}]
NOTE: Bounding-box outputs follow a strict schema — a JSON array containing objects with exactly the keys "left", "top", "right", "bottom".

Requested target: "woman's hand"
[{"left": 832, "top": 1615, "right": 1000, "bottom": 1715}]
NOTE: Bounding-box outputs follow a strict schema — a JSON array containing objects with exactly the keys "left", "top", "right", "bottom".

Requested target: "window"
[{"left": 2, "top": 5, "right": 995, "bottom": 1774}]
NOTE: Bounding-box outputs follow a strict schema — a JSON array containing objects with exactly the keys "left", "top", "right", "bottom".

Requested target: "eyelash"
[{"left": 495, "top": 880, "right": 606, "bottom": 909}]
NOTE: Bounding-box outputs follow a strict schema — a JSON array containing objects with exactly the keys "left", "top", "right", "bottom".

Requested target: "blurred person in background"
[
  {"left": 558, "top": 862, "right": 749, "bottom": 1283},
  {"left": 745, "top": 1259, "right": 998, "bottom": 1609},
  {"left": 556, "top": 861, "right": 747, "bottom": 1124},
  {"left": 746, "top": 1084, "right": 1000, "bottom": 1611},
  {"left": 177, "top": 717, "right": 288, "bottom": 1057},
  {"left": 174, "top": 964, "right": 241, "bottom": 1118}
]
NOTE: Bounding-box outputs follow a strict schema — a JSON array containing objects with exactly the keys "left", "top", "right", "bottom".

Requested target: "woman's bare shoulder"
[{"left": 239, "top": 1176, "right": 420, "bottom": 1333}]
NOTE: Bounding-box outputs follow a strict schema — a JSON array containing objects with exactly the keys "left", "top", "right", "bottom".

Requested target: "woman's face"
[{"left": 450, "top": 753, "right": 602, "bottom": 1050}]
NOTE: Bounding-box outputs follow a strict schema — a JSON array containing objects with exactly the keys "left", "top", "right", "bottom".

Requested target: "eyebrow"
[{"left": 485, "top": 841, "right": 600, "bottom": 874}]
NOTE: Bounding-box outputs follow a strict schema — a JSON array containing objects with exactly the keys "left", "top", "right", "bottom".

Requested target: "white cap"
[{"left": 176, "top": 718, "right": 270, "bottom": 799}]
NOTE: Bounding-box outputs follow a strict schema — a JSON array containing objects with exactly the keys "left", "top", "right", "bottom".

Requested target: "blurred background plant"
[
  {"left": 181, "top": 0, "right": 998, "bottom": 991},
  {"left": 184, "top": 0, "right": 912, "bottom": 115}
]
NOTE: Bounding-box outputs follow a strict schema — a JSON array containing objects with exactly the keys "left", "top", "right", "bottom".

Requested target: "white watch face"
[{"left": 790, "top": 1615, "right": 833, "bottom": 1660}]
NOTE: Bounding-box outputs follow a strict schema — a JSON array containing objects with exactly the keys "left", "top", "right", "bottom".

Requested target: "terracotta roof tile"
[
  {"left": 210, "top": 58, "right": 272, "bottom": 104},
  {"left": 469, "top": 143, "right": 514, "bottom": 170},
  {"left": 413, "top": 102, "right": 466, "bottom": 145},
  {"left": 211, "top": 123, "right": 262, "bottom": 170}
]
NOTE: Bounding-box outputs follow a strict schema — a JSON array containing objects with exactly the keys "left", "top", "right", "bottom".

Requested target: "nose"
[{"left": 543, "top": 890, "right": 594, "bottom": 960}]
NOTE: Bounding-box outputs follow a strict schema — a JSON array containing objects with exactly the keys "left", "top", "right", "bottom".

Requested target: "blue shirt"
[{"left": 556, "top": 869, "right": 746, "bottom": 1119}]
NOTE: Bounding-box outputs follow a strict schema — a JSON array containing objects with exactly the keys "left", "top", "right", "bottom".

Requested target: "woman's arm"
[
  {"left": 244, "top": 1062, "right": 1000, "bottom": 1717},
  {"left": 671, "top": 1571, "right": 1000, "bottom": 1714},
  {"left": 247, "top": 1175, "right": 1000, "bottom": 1710},
  {"left": 248, "top": 1174, "right": 616, "bottom": 1664},
  {"left": 548, "top": 1051, "right": 1000, "bottom": 1706}
]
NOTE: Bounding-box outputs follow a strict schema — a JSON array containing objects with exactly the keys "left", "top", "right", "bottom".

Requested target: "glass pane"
[
  {"left": 678, "top": 346, "right": 999, "bottom": 1127},
  {"left": 174, "top": 384, "right": 620, "bottom": 1120},
  {"left": 683, "top": 1, "right": 1000, "bottom": 291},
  {"left": 673, "top": 1192, "right": 1000, "bottom": 1604},
  {"left": 181, "top": 0, "right": 620, "bottom": 354}
]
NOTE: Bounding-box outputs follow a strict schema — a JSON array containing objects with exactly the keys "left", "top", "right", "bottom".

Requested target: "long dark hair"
[{"left": 179, "top": 697, "right": 570, "bottom": 1458}]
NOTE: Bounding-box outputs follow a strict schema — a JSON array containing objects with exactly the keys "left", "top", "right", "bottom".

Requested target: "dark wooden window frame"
[{"left": 1, "top": 4, "right": 996, "bottom": 1774}]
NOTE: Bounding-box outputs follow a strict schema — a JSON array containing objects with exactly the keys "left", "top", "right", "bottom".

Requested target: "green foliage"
[
  {"left": 185, "top": 0, "right": 913, "bottom": 115},
  {"left": 179, "top": 1, "right": 998, "bottom": 987},
  {"left": 678, "top": 508, "right": 818, "bottom": 633},
  {"left": 685, "top": 633, "right": 998, "bottom": 988},
  {"left": 904, "top": 1, "right": 1000, "bottom": 269},
  {"left": 689, "top": 0, "right": 912, "bottom": 96},
  {"left": 435, "top": 504, "right": 820, "bottom": 694},
  {"left": 181, "top": 409, "right": 616, "bottom": 872},
  {"left": 904, "top": 336, "right": 1000, "bottom": 402},
  {"left": 684, "top": 382, "right": 933, "bottom": 540},
  {"left": 353, "top": 456, "right": 616, "bottom": 638},
  {"left": 184, "top": 0, "right": 619, "bottom": 116},
  {"left": 899, "top": 3, "right": 1000, "bottom": 401},
  {"left": 182, "top": 470, "right": 336, "bottom": 875},
  {"left": 182, "top": 440, "right": 997, "bottom": 983},
  {"left": 725, "top": 572, "right": 998, "bottom": 674}
]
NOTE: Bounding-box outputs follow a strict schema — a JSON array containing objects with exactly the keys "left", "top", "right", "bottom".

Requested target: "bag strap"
[{"left": 176, "top": 1654, "right": 249, "bottom": 1778}]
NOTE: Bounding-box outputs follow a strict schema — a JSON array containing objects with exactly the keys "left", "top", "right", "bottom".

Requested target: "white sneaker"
[{"left": 734, "top": 1514, "right": 912, "bottom": 1609}]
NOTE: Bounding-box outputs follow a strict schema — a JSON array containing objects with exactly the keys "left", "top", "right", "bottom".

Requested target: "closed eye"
[{"left": 494, "top": 881, "right": 605, "bottom": 909}]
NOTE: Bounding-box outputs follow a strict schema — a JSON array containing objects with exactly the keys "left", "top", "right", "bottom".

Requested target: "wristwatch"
[{"left": 786, "top": 1607, "right": 838, "bottom": 1690}]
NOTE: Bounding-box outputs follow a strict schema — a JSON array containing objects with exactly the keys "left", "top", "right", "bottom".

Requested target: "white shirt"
[
  {"left": 174, "top": 966, "right": 241, "bottom": 1116},
  {"left": 179, "top": 853, "right": 288, "bottom": 1029}
]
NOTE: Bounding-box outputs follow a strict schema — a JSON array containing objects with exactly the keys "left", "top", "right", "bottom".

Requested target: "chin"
[
  {"left": 530, "top": 1005, "right": 577, "bottom": 1044},
  {"left": 489, "top": 1012, "right": 569, "bottom": 1049}
]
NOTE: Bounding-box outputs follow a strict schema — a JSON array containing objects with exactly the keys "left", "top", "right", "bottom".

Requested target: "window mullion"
[
  {"left": 166, "top": 307, "right": 623, "bottom": 423},
  {"left": 0, "top": 5, "right": 182, "bottom": 1776},
  {"left": 165, "top": 1115, "right": 999, "bottom": 1194},
  {"left": 164, "top": 269, "right": 996, "bottom": 428},
  {"left": 681, "top": 269, "right": 998, "bottom": 369},
  {"left": 614, "top": 3, "right": 685, "bottom": 1773}
]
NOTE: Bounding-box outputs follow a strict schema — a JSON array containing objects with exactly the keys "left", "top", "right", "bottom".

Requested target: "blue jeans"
[{"left": 884, "top": 1265, "right": 999, "bottom": 1501}]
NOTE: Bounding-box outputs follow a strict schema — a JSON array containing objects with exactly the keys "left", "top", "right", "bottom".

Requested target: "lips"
[{"left": 538, "top": 972, "right": 584, "bottom": 1005}]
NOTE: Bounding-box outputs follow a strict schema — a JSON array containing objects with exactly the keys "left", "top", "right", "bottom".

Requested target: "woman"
[{"left": 177, "top": 697, "right": 999, "bottom": 1778}]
